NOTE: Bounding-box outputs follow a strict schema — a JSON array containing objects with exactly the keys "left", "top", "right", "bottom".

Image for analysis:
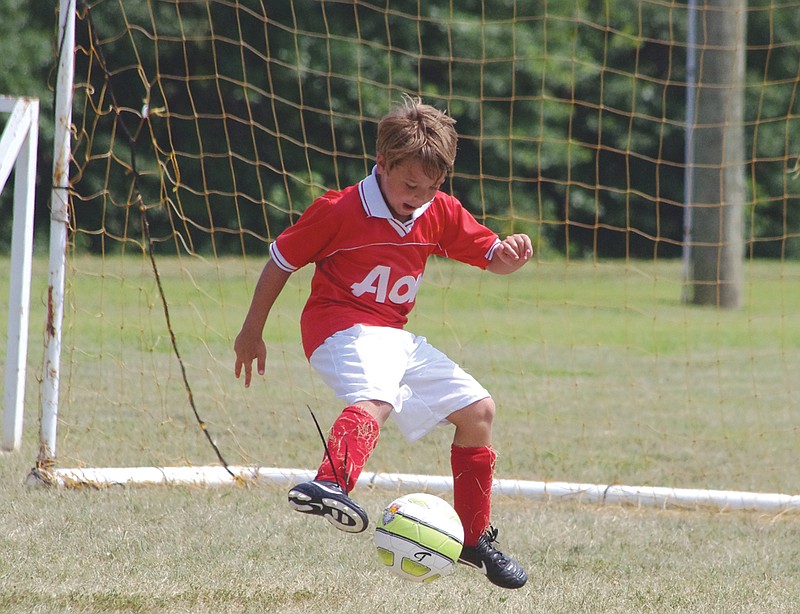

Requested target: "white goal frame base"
[{"left": 26, "top": 465, "right": 800, "bottom": 514}]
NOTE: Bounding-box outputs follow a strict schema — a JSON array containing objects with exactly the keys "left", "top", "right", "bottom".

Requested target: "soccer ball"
[{"left": 374, "top": 493, "right": 464, "bottom": 583}]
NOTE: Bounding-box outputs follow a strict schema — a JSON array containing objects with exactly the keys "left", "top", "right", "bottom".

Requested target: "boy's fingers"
[
  {"left": 502, "top": 241, "right": 520, "bottom": 259},
  {"left": 520, "top": 236, "right": 533, "bottom": 258},
  {"left": 507, "top": 234, "right": 532, "bottom": 259}
]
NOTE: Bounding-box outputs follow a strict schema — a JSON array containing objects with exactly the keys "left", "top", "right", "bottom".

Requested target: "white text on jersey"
[{"left": 350, "top": 265, "right": 423, "bottom": 304}]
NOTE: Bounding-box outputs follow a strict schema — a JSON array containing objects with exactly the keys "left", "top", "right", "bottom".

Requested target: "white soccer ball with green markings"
[{"left": 374, "top": 493, "right": 464, "bottom": 583}]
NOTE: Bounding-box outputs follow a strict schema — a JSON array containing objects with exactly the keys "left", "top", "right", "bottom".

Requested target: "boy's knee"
[
  {"left": 449, "top": 397, "right": 495, "bottom": 448},
  {"left": 470, "top": 397, "right": 495, "bottom": 423},
  {"left": 352, "top": 400, "right": 393, "bottom": 425}
]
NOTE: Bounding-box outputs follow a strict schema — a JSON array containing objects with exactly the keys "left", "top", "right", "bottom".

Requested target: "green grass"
[{"left": 2, "top": 255, "right": 800, "bottom": 612}]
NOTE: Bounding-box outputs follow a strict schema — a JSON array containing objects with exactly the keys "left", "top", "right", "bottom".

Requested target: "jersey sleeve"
[
  {"left": 269, "top": 195, "right": 341, "bottom": 272},
  {"left": 434, "top": 195, "right": 501, "bottom": 268}
]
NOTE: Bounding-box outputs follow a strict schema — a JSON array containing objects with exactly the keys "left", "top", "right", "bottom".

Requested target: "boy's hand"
[
  {"left": 234, "top": 329, "right": 266, "bottom": 388},
  {"left": 232, "top": 259, "right": 291, "bottom": 388},
  {"left": 488, "top": 233, "right": 533, "bottom": 274}
]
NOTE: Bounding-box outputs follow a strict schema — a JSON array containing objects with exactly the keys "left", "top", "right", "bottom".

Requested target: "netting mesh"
[{"left": 47, "top": 1, "right": 800, "bottom": 493}]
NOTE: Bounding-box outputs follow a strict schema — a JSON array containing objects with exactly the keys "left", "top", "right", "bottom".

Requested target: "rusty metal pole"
[{"left": 38, "top": 0, "right": 76, "bottom": 469}]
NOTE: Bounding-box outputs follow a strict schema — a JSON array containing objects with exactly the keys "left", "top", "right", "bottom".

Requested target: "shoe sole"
[{"left": 288, "top": 488, "right": 368, "bottom": 534}]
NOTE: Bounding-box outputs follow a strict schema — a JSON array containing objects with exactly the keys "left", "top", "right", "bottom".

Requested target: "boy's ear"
[{"left": 375, "top": 153, "right": 387, "bottom": 173}]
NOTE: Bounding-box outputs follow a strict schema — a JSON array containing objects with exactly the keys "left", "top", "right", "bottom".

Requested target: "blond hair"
[{"left": 376, "top": 95, "right": 457, "bottom": 179}]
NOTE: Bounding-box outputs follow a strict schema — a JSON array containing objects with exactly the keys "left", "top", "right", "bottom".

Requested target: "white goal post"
[
  {"left": 1, "top": 95, "right": 39, "bottom": 452},
  {"left": 20, "top": 0, "right": 800, "bottom": 518},
  {"left": 35, "top": 0, "right": 75, "bottom": 465}
]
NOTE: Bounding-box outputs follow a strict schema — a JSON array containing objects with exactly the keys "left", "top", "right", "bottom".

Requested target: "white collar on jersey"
[{"left": 357, "top": 166, "right": 433, "bottom": 237}]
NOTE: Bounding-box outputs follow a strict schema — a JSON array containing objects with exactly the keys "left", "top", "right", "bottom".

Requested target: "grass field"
[{"left": 2, "top": 255, "right": 800, "bottom": 612}]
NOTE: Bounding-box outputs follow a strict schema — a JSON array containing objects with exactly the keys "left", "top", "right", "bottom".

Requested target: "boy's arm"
[
  {"left": 234, "top": 258, "right": 292, "bottom": 387},
  {"left": 486, "top": 233, "right": 533, "bottom": 275}
]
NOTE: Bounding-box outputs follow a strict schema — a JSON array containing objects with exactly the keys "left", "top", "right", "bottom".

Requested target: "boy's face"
[{"left": 375, "top": 155, "right": 445, "bottom": 222}]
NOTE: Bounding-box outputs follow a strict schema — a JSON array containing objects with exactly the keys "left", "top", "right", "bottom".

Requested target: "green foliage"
[
  {"left": 0, "top": 0, "right": 57, "bottom": 254},
  {"left": 1, "top": 1, "right": 798, "bottom": 258},
  {"left": 744, "top": 0, "right": 800, "bottom": 257}
]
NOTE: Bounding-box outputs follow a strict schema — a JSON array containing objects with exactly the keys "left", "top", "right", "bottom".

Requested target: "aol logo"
[{"left": 351, "top": 265, "right": 422, "bottom": 304}]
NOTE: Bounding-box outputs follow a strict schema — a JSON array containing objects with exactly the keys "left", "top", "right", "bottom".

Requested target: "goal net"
[{"left": 28, "top": 0, "right": 800, "bottom": 509}]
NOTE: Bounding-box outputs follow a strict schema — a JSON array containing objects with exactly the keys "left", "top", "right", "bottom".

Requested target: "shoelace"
[{"left": 480, "top": 526, "right": 510, "bottom": 565}]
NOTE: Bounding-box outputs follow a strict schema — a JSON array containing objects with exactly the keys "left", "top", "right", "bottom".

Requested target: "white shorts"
[{"left": 309, "top": 324, "right": 490, "bottom": 442}]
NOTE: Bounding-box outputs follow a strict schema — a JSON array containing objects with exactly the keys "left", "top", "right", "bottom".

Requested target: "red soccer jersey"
[{"left": 270, "top": 168, "right": 500, "bottom": 359}]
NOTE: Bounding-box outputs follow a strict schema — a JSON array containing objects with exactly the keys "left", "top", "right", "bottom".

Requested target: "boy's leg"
[
  {"left": 288, "top": 401, "right": 391, "bottom": 533},
  {"left": 448, "top": 397, "right": 496, "bottom": 544},
  {"left": 448, "top": 399, "right": 528, "bottom": 589},
  {"left": 450, "top": 442, "right": 495, "bottom": 543},
  {"left": 315, "top": 402, "right": 389, "bottom": 492}
]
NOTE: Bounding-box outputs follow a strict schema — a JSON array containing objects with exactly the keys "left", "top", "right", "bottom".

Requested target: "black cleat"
[
  {"left": 458, "top": 526, "right": 528, "bottom": 589},
  {"left": 288, "top": 480, "right": 369, "bottom": 533}
]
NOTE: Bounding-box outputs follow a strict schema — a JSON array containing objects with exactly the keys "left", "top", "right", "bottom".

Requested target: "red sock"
[
  {"left": 315, "top": 405, "right": 380, "bottom": 493},
  {"left": 451, "top": 444, "right": 496, "bottom": 547}
]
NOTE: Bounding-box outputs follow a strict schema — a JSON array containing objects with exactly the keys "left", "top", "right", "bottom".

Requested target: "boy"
[{"left": 234, "top": 96, "right": 532, "bottom": 589}]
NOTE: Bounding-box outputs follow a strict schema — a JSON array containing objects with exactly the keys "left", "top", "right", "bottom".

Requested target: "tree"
[
  {"left": 687, "top": 0, "right": 747, "bottom": 307},
  {"left": 28, "top": 0, "right": 794, "bottom": 263},
  {"left": 0, "top": 0, "right": 57, "bottom": 254}
]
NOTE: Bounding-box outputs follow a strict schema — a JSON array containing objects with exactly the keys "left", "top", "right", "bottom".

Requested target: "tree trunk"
[{"left": 688, "top": 0, "right": 747, "bottom": 308}]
